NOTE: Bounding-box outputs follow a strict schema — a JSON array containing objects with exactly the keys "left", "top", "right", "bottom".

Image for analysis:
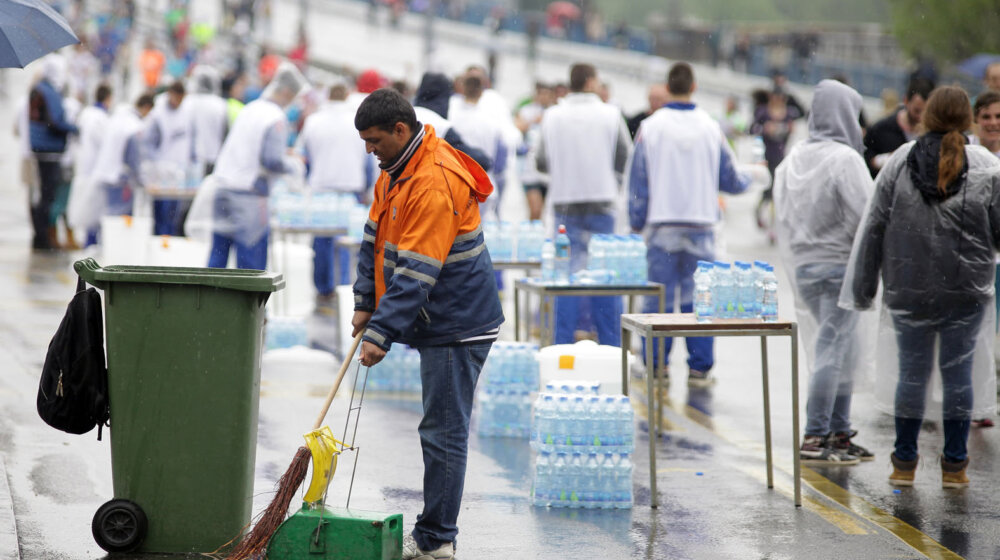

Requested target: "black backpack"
[{"left": 37, "top": 277, "right": 110, "bottom": 440}]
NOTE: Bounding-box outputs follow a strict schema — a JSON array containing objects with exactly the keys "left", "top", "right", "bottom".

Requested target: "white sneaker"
[{"left": 402, "top": 534, "right": 455, "bottom": 560}]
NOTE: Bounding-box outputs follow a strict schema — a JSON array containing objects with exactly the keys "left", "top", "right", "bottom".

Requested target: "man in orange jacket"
[{"left": 352, "top": 89, "right": 503, "bottom": 560}]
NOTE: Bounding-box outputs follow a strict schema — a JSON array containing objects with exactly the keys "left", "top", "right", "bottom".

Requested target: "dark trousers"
[
  {"left": 31, "top": 159, "right": 62, "bottom": 249},
  {"left": 412, "top": 341, "right": 492, "bottom": 551},
  {"left": 892, "top": 305, "right": 984, "bottom": 462}
]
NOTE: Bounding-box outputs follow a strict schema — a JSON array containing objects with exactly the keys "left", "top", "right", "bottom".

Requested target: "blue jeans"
[
  {"left": 208, "top": 231, "right": 269, "bottom": 270},
  {"left": 796, "top": 264, "right": 858, "bottom": 437},
  {"left": 642, "top": 246, "right": 713, "bottom": 372},
  {"left": 412, "top": 341, "right": 492, "bottom": 551},
  {"left": 104, "top": 183, "right": 133, "bottom": 216},
  {"left": 154, "top": 199, "right": 182, "bottom": 236},
  {"left": 553, "top": 210, "right": 621, "bottom": 346},
  {"left": 313, "top": 236, "right": 352, "bottom": 295},
  {"left": 892, "top": 304, "right": 984, "bottom": 462}
]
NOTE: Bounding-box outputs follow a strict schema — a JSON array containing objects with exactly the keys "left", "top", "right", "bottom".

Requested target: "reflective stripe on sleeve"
[
  {"left": 395, "top": 267, "right": 437, "bottom": 286},
  {"left": 398, "top": 250, "right": 443, "bottom": 269},
  {"left": 444, "top": 243, "right": 486, "bottom": 264}
]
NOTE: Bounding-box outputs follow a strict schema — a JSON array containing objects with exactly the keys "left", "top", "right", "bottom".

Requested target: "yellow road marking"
[{"left": 631, "top": 383, "right": 964, "bottom": 557}]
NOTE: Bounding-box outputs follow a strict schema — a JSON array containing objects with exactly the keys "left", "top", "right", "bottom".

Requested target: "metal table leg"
[
  {"left": 621, "top": 326, "right": 630, "bottom": 397},
  {"left": 760, "top": 336, "right": 773, "bottom": 489},
  {"left": 791, "top": 324, "right": 801, "bottom": 507},
  {"left": 656, "top": 287, "right": 666, "bottom": 439},
  {"left": 514, "top": 285, "right": 521, "bottom": 342},
  {"left": 646, "top": 326, "right": 658, "bottom": 508}
]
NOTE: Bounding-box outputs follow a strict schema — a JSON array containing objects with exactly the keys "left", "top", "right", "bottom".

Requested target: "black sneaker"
[
  {"left": 832, "top": 430, "right": 875, "bottom": 461},
  {"left": 800, "top": 434, "right": 859, "bottom": 466}
]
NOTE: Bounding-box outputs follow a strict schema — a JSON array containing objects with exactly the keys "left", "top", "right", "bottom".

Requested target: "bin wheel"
[{"left": 92, "top": 499, "right": 147, "bottom": 553}]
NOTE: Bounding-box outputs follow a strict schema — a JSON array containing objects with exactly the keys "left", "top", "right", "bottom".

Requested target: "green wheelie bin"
[{"left": 74, "top": 258, "right": 284, "bottom": 554}]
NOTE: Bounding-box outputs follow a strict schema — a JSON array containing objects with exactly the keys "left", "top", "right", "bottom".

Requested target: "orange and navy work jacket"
[{"left": 355, "top": 125, "right": 504, "bottom": 349}]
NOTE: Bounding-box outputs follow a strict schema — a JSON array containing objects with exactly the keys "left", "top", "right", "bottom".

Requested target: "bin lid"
[{"left": 74, "top": 258, "right": 285, "bottom": 292}]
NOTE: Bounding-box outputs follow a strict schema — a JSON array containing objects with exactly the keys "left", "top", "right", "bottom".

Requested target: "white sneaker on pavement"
[{"left": 402, "top": 534, "right": 455, "bottom": 560}]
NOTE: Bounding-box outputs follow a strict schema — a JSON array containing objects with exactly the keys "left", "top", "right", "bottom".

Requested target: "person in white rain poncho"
[
  {"left": 91, "top": 94, "right": 155, "bottom": 218},
  {"left": 841, "top": 86, "right": 1000, "bottom": 489},
  {"left": 186, "top": 65, "right": 229, "bottom": 176},
  {"left": 66, "top": 83, "right": 113, "bottom": 247},
  {"left": 146, "top": 81, "right": 196, "bottom": 236},
  {"left": 773, "top": 79, "right": 876, "bottom": 466},
  {"left": 202, "top": 62, "right": 308, "bottom": 270},
  {"left": 298, "top": 83, "right": 376, "bottom": 300}
]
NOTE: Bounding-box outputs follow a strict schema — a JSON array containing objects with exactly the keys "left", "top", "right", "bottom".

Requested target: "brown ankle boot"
[
  {"left": 47, "top": 226, "right": 62, "bottom": 250},
  {"left": 889, "top": 453, "right": 917, "bottom": 486},
  {"left": 63, "top": 228, "right": 81, "bottom": 250},
  {"left": 941, "top": 457, "right": 969, "bottom": 488}
]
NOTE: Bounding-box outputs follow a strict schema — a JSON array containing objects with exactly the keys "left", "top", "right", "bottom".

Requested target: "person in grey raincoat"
[
  {"left": 774, "top": 79, "right": 876, "bottom": 466},
  {"left": 843, "top": 86, "right": 1000, "bottom": 488}
]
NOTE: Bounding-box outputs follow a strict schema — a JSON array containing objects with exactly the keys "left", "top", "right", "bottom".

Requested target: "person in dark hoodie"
[
  {"left": 845, "top": 86, "right": 1000, "bottom": 489},
  {"left": 412, "top": 72, "right": 493, "bottom": 173}
]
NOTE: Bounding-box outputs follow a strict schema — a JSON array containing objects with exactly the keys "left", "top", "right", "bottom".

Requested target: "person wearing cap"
[{"left": 208, "top": 62, "right": 308, "bottom": 270}]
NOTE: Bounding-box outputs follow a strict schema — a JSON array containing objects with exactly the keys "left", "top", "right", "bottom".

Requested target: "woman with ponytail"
[{"left": 841, "top": 86, "right": 1000, "bottom": 489}]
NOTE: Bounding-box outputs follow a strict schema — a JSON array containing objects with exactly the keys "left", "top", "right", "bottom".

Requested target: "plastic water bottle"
[
  {"left": 761, "top": 264, "right": 779, "bottom": 322},
  {"left": 694, "top": 261, "right": 714, "bottom": 323},
  {"left": 554, "top": 225, "right": 571, "bottom": 284},
  {"left": 633, "top": 235, "right": 648, "bottom": 283},
  {"left": 533, "top": 451, "right": 552, "bottom": 506},
  {"left": 734, "top": 261, "right": 755, "bottom": 319},
  {"left": 599, "top": 453, "right": 616, "bottom": 509},
  {"left": 567, "top": 453, "right": 584, "bottom": 508},
  {"left": 601, "top": 396, "right": 619, "bottom": 449},
  {"left": 569, "top": 396, "right": 587, "bottom": 446},
  {"left": 713, "top": 262, "right": 736, "bottom": 319},
  {"left": 614, "top": 454, "right": 634, "bottom": 509},
  {"left": 583, "top": 453, "right": 601, "bottom": 508},
  {"left": 617, "top": 396, "right": 634, "bottom": 452},
  {"left": 554, "top": 395, "right": 572, "bottom": 451},
  {"left": 552, "top": 453, "right": 568, "bottom": 507},
  {"left": 588, "top": 234, "right": 606, "bottom": 273},
  {"left": 586, "top": 396, "right": 602, "bottom": 452},
  {"left": 541, "top": 239, "right": 555, "bottom": 283}
]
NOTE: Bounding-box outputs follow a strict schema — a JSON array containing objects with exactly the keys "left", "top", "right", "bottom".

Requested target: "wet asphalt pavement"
[{"left": 3, "top": 2, "right": 1000, "bottom": 559}]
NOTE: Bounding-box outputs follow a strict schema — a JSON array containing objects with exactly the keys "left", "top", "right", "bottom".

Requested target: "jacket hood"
[
  {"left": 807, "top": 79, "right": 863, "bottom": 153},
  {"left": 414, "top": 72, "right": 452, "bottom": 119},
  {"left": 906, "top": 132, "right": 969, "bottom": 202}
]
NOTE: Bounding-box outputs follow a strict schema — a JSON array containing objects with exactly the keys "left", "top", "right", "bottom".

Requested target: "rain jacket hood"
[
  {"left": 414, "top": 72, "right": 452, "bottom": 119},
  {"left": 807, "top": 79, "right": 863, "bottom": 153},
  {"left": 906, "top": 132, "right": 970, "bottom": 202}
]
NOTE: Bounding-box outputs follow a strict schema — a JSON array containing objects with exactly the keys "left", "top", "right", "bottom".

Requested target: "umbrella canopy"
[
  {"left": 547, "top": 1, "right": 581, "bottom": 21},
  {"left": 0, "top": 0, "right": 78, "bottom": 69},
  {"left": 957, "top": 53, "right": 1000, "bottom": 80}
]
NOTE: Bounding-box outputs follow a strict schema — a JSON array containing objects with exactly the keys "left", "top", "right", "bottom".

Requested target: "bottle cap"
[{"left": 558, "top": 224, "right": 567, "bottom": 233}]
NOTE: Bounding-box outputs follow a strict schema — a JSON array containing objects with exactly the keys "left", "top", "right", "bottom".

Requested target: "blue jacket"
[{"left": 29, "top": 80, "right": 77, "bottom": 153}]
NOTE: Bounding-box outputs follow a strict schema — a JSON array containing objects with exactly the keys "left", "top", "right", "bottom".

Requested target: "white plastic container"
[
  {"left": 537, "top": 340, "right": 633, "bottom": 395},
  {"left": 100, "top": 215, "right": 153, "bottom": 266}
]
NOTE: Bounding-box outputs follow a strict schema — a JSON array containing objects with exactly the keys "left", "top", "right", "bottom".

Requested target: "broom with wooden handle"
[{"left": 226, "top": 331, "right": 365, "bottom": 560}]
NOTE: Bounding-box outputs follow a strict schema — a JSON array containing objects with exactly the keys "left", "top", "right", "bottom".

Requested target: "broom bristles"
[{"left": 225, "top": 446, "right": 312, "bottom": 560}]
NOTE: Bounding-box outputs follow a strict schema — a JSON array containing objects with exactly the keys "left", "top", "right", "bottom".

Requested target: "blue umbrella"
[
  {"left": 0, "top": 0, "right": 79, "bottom": 68},
  {"left": 957, "top": 53, "right": 1000, "bottom": 80}
]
